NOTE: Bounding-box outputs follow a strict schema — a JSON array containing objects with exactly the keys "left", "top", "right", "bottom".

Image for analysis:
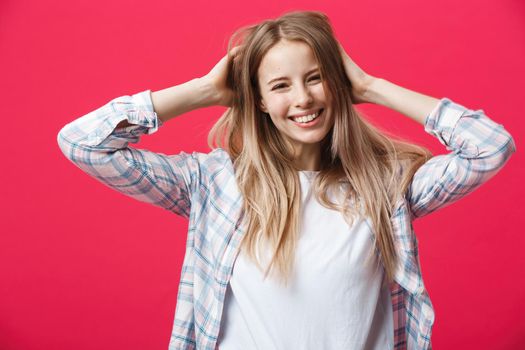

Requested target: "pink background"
[{"left": 1, "top": 0, "right": 524, "bottom": 349}]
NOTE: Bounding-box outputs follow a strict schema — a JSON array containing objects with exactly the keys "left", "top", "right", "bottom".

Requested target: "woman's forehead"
[{"left": 258, "top": 40, "right": 319, "bottom": 80}]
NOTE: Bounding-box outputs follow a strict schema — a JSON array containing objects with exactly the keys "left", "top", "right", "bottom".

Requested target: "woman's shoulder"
[{"left": 190, "top": 147, "right": 234, "bottom": 175}]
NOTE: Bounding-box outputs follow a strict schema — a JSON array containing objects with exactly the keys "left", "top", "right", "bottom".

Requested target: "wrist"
[
  {"left": 361, "top": 76, "right": 384, "bottom": 105},
  {"left": 193, "top": 77, "right": 220, "bottom": 108}
]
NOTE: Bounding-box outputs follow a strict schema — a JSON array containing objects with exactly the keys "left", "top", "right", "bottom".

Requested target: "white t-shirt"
[{"left": 217, "top": 171, "right": 393, "bottom": 350}]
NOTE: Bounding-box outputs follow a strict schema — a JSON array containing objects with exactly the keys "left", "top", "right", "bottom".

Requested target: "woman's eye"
[{"left": 271, "top": 76, "right": 321, "bottom": 90}]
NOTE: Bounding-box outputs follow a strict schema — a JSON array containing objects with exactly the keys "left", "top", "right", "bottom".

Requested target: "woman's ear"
[{"left": 259, "top": 100, "right": 268, "bottom": 113}]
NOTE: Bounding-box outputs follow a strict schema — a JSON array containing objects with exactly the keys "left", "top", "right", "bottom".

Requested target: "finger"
[{"left": 229, "top": 45, "right": 244, "bottom": 60}]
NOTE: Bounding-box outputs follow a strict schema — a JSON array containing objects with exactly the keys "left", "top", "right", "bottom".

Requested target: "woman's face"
[{"left": 257, "top": 39, "right": 334, "bottom": 159}]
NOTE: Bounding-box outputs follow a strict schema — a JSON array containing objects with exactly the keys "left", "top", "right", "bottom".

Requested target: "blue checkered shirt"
[{"left": 57, "top": 90, "right": 515, "bottom": 349}]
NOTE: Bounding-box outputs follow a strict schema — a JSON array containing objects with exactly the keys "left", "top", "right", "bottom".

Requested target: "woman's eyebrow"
[{"left": 266, "top": 67, "right": 320, "bottom": 85}]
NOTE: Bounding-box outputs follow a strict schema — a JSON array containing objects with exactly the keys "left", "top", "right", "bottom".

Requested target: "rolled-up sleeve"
[
  {"left": 406, "top": 98, "right": 516, "bottom": 219},
  {"left": 57, "top": 90, "right": 200, "bottom": 218}
]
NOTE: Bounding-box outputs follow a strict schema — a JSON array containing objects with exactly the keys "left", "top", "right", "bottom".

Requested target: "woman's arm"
[
  {"left": 361, "top": 78, "right": 515, "bottom": 219},
  {"left": 362, "top": 78, "right": 440, "bottom": 125},
  {"left": 117, "top": 45, "right": 241, "bottom": 127},
  {"left": 337, "top": 43, "right": 516, "bottom": 219},
  {"left": 115, "top": 78, "right": 214, "bottom": 129},
  {"left": 152, "top": 78, "right": 219, "bottom": 123},
  {"left": 403, "top": 96, "right": 515, "bottom": 219},
  {"left": 57, "top": 49, "right": 241, "bottom": 218},
  {"left": 336, "top": 40, "right": 439, "bottom": 122},
  {"left": 57, "top": 88, "right": 201, "bottom": 218}
]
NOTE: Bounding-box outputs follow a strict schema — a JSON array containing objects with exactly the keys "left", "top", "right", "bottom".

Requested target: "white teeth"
[{"left": 292, "top": 110, "right": 321, "bottom": 123}]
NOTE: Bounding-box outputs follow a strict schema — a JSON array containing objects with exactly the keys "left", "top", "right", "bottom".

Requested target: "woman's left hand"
[{"left": 337, "top": 42, "right": 377, "bottom": 104}]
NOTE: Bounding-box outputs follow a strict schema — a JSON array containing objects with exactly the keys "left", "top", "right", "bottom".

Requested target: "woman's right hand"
[{"left": 201, "top": 45, "right": 243, "bottom": 107}]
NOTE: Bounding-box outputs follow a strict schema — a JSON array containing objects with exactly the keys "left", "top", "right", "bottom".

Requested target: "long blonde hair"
[{"left": 208, "top": 10, "right": 432, "bottom": 286}]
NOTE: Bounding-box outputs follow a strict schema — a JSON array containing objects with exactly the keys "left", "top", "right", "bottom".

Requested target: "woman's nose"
[{"left": 294, "top": 85, "right": 314, "bottom": 107}]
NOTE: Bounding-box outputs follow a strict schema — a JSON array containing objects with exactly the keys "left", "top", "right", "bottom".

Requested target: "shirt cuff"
[
  {"left": 126, "top": 89, "right": 164, "bottom": 134},
  {"left": 59, "top": 89, "right": 163, "bottom": 147},
  {"left": 424, "top": 97, "right": 465, "bottom": 147}
]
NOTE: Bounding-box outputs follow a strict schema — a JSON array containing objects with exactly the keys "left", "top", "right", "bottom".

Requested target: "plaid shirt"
[{"left": 57, "top": 90, "right": 515, "bottom": 350}]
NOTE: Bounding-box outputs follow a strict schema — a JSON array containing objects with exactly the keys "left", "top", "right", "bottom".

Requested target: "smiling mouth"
[{"left": 289, "top": 109, "right": 324, "bottom": 123}]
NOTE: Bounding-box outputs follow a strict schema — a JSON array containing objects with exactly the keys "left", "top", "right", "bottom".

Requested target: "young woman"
[{"left": 57, "top": 10, "right": 515, "bottom": 350}]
